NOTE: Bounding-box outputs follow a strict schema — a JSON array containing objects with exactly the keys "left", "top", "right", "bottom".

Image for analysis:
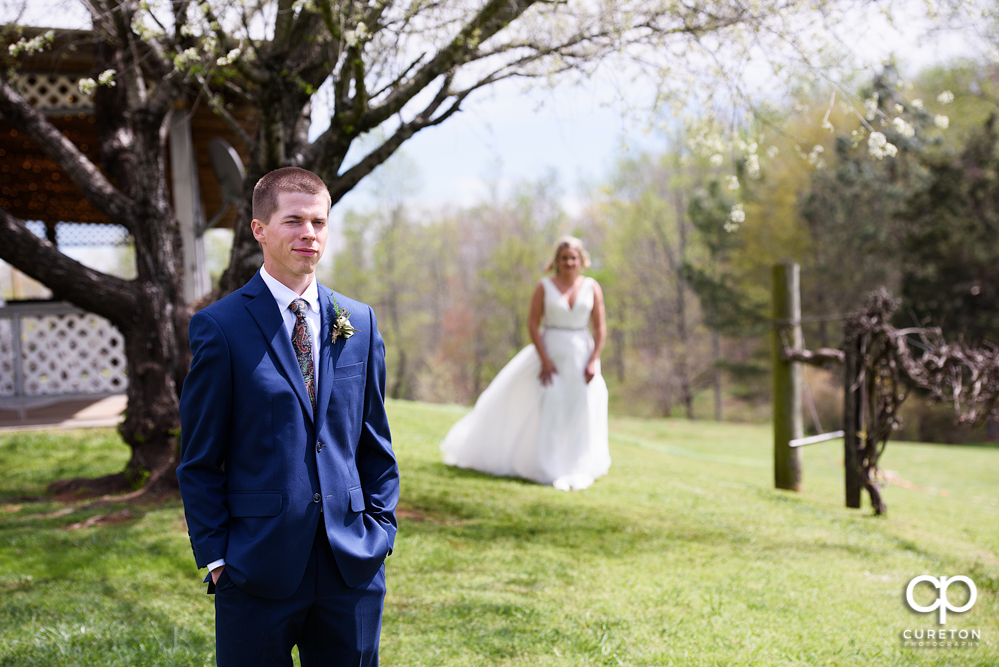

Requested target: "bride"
[{"left": 441, "top": 236, "right": 611, "bottom": 490}]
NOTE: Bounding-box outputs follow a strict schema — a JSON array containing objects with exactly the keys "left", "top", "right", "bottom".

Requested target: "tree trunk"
[
  {"left": 712, "top": 327, "right": 722, "bottom": 421},
  {"left": 385, "top": 208, "right": 408, "bottom": 399},
  {"left": 674, "top": 191, "right": 694, "bottom": 419},
  {"left": 116, "top": 292, "right": 185, "bottom": 491}
]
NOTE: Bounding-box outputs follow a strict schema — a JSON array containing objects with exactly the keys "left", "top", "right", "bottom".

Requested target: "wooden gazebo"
[{"left": 1, "top": 27, "right": 257, "bottom": 301}]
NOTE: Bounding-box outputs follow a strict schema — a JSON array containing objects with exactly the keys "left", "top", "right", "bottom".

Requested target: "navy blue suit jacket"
[{"left": 177, "top": 271, "right": 399, "bottom": 600}]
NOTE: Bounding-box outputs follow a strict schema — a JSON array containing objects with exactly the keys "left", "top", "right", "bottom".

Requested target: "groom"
[{"left": 177, "top": 167, "right": 399, "bottom": 666}]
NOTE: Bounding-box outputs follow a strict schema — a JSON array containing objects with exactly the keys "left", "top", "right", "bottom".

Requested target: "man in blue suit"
[{"left": 178, "top": 167, "right": 398, "bottom": 666}]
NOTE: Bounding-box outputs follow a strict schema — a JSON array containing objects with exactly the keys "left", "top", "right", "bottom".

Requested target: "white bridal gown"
[{"left": 441, "top": 277, "right": 611, "bottom": 490}]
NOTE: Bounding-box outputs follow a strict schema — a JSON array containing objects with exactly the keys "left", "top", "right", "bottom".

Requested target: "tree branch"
[
  {"left": 0, "top": 208, "right": 138, "bottom": 322},
  {"left": 324, "top": 73, "right": 472, "bottom": 203},
  {"left": 361, "top": 0, "right": 538, "bottom": 130},
  {"left": 272, "top": 0, "right": 298, "bottom": 56}
]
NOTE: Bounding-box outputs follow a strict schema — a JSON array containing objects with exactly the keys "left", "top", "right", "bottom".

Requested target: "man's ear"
[{"left": 251, "top": 218, "right": 266, "bottom": 243}]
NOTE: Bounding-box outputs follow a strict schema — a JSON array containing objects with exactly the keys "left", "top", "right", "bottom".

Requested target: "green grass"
[{"left": 1, "top": 403, "right": 997, "bottom": 665}]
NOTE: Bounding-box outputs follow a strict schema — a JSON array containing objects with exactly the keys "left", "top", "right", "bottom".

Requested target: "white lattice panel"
[
  {"left": 0, "top": 319, "right": 14, "bottom": 397},
  {"left": 16, "top": 73, "right": 92, "bottom": 111},
  {"left": 20, "top": 313, "right": 127, "bottom": 395}
]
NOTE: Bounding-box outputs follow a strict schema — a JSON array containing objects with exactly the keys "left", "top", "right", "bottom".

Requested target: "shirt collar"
[{"left": 259, "top": 266, "right": 320, "bottom": 315}]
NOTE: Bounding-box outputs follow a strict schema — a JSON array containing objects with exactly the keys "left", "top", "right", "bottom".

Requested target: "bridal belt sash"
[{"left": 544, "top": 326, "right": 587, "bottom": 331}]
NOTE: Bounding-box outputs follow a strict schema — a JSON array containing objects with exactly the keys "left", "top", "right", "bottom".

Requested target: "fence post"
[
  {"left": 842, "top": 336, "right": 863, "bottom": 508},
  {"left": 772, "top": 263, "right": 803, "bottom": 491}
]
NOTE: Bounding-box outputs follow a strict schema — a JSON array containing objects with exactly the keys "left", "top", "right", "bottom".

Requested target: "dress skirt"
[{"left": 441, "top": 328, "right": 610, "bottom": 490}]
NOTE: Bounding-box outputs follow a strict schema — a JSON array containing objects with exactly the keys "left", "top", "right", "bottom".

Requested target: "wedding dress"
[{"left": 441, "top": 277, "right": 611, "bottom": 490}]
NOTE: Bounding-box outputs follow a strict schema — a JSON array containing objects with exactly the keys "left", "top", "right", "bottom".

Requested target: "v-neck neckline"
[{"left": 548, "top": 276, "right": 586, "bottom": 309}]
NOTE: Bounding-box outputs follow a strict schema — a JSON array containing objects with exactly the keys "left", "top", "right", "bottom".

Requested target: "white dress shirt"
[
  {"left": 259, "top": 266, "right": 322, "bottom": 380},
  {"left": 207, "top": 267, "right": 323, "bottom": 575}
]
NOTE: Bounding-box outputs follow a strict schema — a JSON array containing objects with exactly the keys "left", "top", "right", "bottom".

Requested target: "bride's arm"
[
  {"left": 528, "top": 282, "right": 557, "bottom": 385},
  {"left": 585, "top": 281, "right": 607, "bottom": 384}
]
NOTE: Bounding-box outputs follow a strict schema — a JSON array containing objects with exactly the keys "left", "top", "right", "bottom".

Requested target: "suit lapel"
[
  {"left": 244, "top": 273, "right": 315, "bottom": 422},
  {"left": 315, "top": 286, "right": 346, "bottom": 429}
]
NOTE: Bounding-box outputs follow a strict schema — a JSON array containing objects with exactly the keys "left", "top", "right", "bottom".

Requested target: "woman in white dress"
[{"left": 441, "top": 236, "right": 611, "bottom": 490}]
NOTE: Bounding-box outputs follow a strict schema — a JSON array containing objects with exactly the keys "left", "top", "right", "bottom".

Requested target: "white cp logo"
[{"left": 905, "top": 575, "right": 977, "bottom": 624}]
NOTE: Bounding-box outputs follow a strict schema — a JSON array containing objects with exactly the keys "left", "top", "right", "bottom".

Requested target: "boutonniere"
[{"left": 331, "top": 294, "right": 359, "bottom": 343}]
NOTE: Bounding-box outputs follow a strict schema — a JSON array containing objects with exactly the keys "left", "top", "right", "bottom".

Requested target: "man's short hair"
[{"left": 252, "top": 167, "right": 331, "bottom": 223}]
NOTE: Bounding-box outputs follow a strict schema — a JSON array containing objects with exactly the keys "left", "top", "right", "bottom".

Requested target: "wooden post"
[
  {"left": 169, "top": 106, "right": 210, "bottom": 303},
  {"left": 842, "top": 336, "right": 862, "bottom": 508},
  {"left": 772, "top": 263, "right": 803, "bottom": 491}
]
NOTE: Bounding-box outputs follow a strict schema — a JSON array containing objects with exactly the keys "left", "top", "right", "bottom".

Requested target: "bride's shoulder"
[{"left": 586, "top": 276, "right": 603, "bottom": 296}]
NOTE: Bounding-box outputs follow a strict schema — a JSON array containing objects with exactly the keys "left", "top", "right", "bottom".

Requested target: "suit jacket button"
[
  {"left": 313, "top": 493, "right": 321, "bottom": 503},
  {"left": 316, "top": 441, "right": 324, "bottom": 453}
]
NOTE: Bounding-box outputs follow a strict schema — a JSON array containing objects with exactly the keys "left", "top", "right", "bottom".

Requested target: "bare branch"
[
  {"left": 362, "top": 0, "right": 538, "bottom": 130},
  {"left": 323, "top": 73, "right": 474, "bottom": 204},
  {"left": 272, "top": 0, "right": 297, "bottom": 55},
  {"left": 0, "top": 208, "right": 138, "bottom": 322}
]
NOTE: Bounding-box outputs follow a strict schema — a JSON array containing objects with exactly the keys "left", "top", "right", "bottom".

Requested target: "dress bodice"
[{"left": 542, "top": 277, "right": 594, "bottom": 330}]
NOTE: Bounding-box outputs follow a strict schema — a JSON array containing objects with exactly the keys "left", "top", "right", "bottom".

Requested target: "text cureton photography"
[{"left": 901, "top": 575, "right": 982, "bottom": 649}]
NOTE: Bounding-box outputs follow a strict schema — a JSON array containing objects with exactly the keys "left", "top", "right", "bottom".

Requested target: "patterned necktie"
[{"left": 288, "top": 299, "right": 315, "bottom": 410}]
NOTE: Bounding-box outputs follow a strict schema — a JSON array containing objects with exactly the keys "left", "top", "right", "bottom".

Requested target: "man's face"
[{"left": 251, "top": 191, "right": 330, "bottom": 290}]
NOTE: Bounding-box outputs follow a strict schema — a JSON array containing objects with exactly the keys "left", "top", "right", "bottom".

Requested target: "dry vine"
[{"left": 790, "top": 288, "right": 999, "bottom": 515}]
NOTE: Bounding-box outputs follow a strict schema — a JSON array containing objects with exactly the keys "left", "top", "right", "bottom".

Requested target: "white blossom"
[
  {"left": 868, "top": 131, "right": 898, "bottom": 159},
  {"left": 709, "top": 154, "right": 724, "bottom": 167},
  {"left": 174, "top": 47, "right": 200, "bottom": 71},
  {"left": 8, "top": 30, "right": 55, "bottom": 57},
  {"left": 892, "top": 117, "right": 915, "bottom": 139},
  {"left": 725, "top": 175, "right": 740, "bottom": 190},
  {"left": 725, "top": 203, "right": 745, "bottom": 232},
  {"left": 77, "top": 78, "right": 96, "bottom": 95},
  {"left": 894, "top": 104, "right": 904, "bottom": 114},
  {"left": 807, "top": 145, "right": 825, "bottom": 169},
  {"left": 344, "top": 22, "right": 369, "bottom": 47},
  {"left": 937, "top": 90, "right": 955, "bottom": 104},
  {"left": 217, "top": 48, "right": 241, "bottom": 66},
  {"left": 934, "top": 115, "right": 950, "bottom": 129},
  {"left": 821, "top": 119, "right": 834, "bottom": 133},
  {"left": 766, "top": 146, "right": 780, "bottom": 159},
  {"left": 98, "top": 69, "right": 116, "bottom": 87},
  {"left": 864, "top": 93, "right": 879, "bottom": 121},
  {"left": 912, "top": 99, "right": 924, "bottom": 109},
  {"left": 745, "top": 154, "right": 761, "bottom": 179}
]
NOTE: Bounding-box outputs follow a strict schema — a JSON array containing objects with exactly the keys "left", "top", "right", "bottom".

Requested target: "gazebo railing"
[{"left": 0, "top": 301, "right": 127, "bottom": 419}]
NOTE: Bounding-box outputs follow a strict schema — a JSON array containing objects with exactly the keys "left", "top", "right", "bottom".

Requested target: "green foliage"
[
  {"left": 898, "top": 115, "right": 999, "bottom": 343},
  {"left": 799, "top": 64, "right": 999, "bottom": 344},
  {"left": 329, "top": 171, "right": 564, "bottom": 404},
  {"left": 3, "top": 409, "right": 998, "bottom": 665},
  {"left": 685, "top": 179, "right": 768, "bottom": 335}
]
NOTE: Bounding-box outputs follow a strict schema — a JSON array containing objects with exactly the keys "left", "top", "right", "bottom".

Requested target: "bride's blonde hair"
[{"left": 544, "top": 236, "right": 591, "bottom": 274}]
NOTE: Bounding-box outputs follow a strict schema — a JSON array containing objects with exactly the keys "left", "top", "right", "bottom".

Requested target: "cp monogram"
[{"left": 905, "top": 575, "right": 977, "bottom": 624}]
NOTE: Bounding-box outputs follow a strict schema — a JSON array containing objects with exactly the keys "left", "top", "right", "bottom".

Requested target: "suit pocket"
[
  {"left": 334, "top": 361, "right": 364, "bottom": 380},
  {"left": 347, "top": 486, "right": 365, "bottom": 512},
  {"left": 227, "top": 492, "right": 283, "bottom": 517}
]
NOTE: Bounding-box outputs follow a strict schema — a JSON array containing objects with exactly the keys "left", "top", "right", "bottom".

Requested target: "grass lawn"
[{"left": 1, "top": 401, "right": 997, "bottom": 665}]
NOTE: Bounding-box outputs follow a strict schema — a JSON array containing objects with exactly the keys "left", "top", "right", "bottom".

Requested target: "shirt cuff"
[{"left": 207, "top": 558, "right": 226, "bottom": 571}]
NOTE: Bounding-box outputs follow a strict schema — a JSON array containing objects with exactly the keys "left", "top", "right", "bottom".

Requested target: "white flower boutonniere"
[{"left": 331, "top": 295, "right": 359, "bottom": 343}]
